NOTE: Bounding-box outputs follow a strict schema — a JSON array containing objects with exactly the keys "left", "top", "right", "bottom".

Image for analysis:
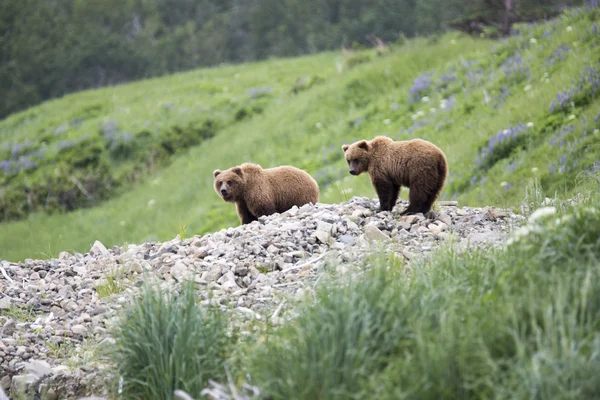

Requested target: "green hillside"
[{"left": 1, "top": 3, "right": 599, "bottom": 262}]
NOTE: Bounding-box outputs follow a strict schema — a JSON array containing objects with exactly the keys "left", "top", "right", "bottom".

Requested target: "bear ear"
[
  {"left": 357, "top": 140, "right": 369, "bottom": 151},
  {"left": 213, "top": 169, "right": 221, "bottom": 178},
  {"left": 342, "top": 144, "right": 349, "bottom": 152},
  {"left": 232, "top": 167, "right": 243, "bottom": 177}
]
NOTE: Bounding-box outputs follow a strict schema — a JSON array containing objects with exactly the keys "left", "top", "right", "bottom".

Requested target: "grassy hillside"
[{"left": 1, "top": 2, "right": 600, "bottom": 262}]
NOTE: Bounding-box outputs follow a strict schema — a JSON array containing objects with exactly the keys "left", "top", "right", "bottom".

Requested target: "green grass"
[
  {"left": 248, "top": 193, "right": 600, "bottom": 400},
  {"left": 111, "top": 280, "right": 233, "bottom": 400},
  {"left": 1, "top": 4, "right": 600, "bottom": 261}
]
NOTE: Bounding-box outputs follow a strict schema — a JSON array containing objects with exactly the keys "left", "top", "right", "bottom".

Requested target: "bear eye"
[
  {"left": 227, "top": 180, "right": 232, "bottom": 185},
  {"left": 217, "top": 181, "right": 222, "bottom": 185}
]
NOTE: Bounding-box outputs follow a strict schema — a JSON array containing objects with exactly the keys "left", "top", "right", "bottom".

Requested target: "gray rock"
[
  {"left": 89, "top": 240, "right": 110, "bottom": 257},
  {"left": 24, "top": 359, "right": 53, "bottom": 377},
  {"left": 71, "top": 324, "right": 87, "bottom": 335},
  {"left": 0, "top": 297, "right": 11, "bottom": 310},
  {"left": 364, "top": 224, "right": 390, "bottom": 242},
  {"left": 11, "top": 374, "right": 36, "bottom": 394},
  {"left": 0, "top": 376, "right": 10, "bottom": 390}
]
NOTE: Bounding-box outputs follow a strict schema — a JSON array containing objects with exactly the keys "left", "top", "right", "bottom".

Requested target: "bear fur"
[
  {"left": 213, "top": 163, "right": 319, "bottom": 224},
  {"left": 342, "top": 136, "right": 448, "bottom": 215}
]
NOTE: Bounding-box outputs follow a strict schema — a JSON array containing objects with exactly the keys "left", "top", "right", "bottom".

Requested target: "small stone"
[
  {"left": 428, "top": 224, "right": 442, "bottom": 235},
  {"left": 416, "top": 226, "right": 430, "bottom": 234},
  {"left": 0, "top": 375, "right": 11, "bottom": 390},
  {"left": 337, "top": 235, "right": 355, "bottom": 245},
  {"left": 90, "top": 240, "right": 110, "bottom": 257},
  {"left": 30, "top": 272, "right": 41, "bottom": 281},
  {"left": 44, "top": 388, "right": 58, "bottom": 400},
  {"left": 364, "top": 224, "right": 390, "bottom": 242},
  {"left": 11, "top": 374, "right": 36, "bottom": 394},
  {"left": 436, "top": 222, "right": 449, "bottom": 231},
  {"left": 71, "top": 325, "right": 87, "bottom": 335},
  {"left": 24, "top": 359, "right": 53, "bottom": 377},
  {"left": 437, "top": 213, "right": 452, "bottom": 227},
  {"left": 16, "top": 346, "right": 27, "bottom": 357},
  {"left": 58, "top": 251, "right": 70, "bottom": 260},
  {"left": 315, "top": 230, "right": 330, "bottom": 244},
  {"left": 0, "top": 297, "right": 11, "bottom": 310},
  {"left": 170, "top": 262, "right": 189, "bottom": 282},
  {"left": 352, "top": 209, "right": 372, "bottom": 218},
  {"left": 316, "top": 221, "right": 333, "bottom": 233},
  {"left": 205, "top": 266, "right": 222, "bottom": 282},
  {"left": 438, "top": 201, "right": 458, "bottom": 206},
  {"left": 222, "top": 280, "right": 240, "bottom": 292}
]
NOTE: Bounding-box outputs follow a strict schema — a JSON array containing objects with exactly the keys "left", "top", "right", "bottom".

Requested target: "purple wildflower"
[
  {"left": 10, "top": 141, "right": 34, "bottom": 158},
  {"left": 545, "top": 44, "right": 570, "bottom": 66},
  {"left": 409, "top": 72, "right": 433, "bottom": 102},
  {"left": 477, "top": 123, "right": 527, "bottom": 165},
  {"left": 0, "top": 160, "right": 12, "bottom": 174},
  {"left": 57, "top": 140, "right": 77, "bottom": 151}
]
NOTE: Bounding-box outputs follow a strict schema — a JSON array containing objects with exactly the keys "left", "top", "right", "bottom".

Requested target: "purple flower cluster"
[
  {"left": 477, "top": 123, "right": 527, "bottom": 165},
  {"left": 10, "top": 141, "right": 34, "bottom": 158},
  {"left": 544, "top": 44, "right": 570, "bottom": 67},
  {"left": 438, "top": 72, "right": 456, "bottom": 88},
  {"left": 549, "top": 66, "right": 600, "bottom": 112},
  {"left": 0, "top": 160, "right": 12, "bottom": 174},
  {"left": 584, "top": 161, "right": 600, "bottom": 177},
  {"left": 248, "top": 87, "right": 274, "bottom": 99},
  {"left": 408, "top": 72, "right": 433, "bottom": 102},
  {"left": 106, "top": 132, "right": 134, "bottom": 151},
  {"left": 492, "top": 87, "right": 511, "bottom": 110},
  {"left": 57, "top": 140, "right": 77, "bottom": 151},
  {"left": 465, "top": 67, "right": 485, "bottom": 86},
  {"left": 548, "top": 124, "right": 576, "bottom": 147},
  {"left": 587, "top": 0, "right": 599, "bottom": 11},
  {"left": 402, "top": 118, "right": 430, "bottom": 135},
  {"left": 500, "top": 52, "right": 531, "bottom": 83}
]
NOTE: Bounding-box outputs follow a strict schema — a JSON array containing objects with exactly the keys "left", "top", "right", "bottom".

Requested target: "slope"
[{"left": 1, "top": 2, "right": 599, "bottom": 262}]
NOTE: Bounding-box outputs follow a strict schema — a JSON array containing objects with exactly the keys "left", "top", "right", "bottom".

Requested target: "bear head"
[
  {"left": 213, "top": 167, "right": 245, "bottom": 202},
  {"left": 342, "top": 140, "right": 370, "bottom": 175}
]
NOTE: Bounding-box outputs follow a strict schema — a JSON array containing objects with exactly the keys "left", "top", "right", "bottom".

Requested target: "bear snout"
[
  {"left": 220, "top": 188, "right": 228, "bottom": 196},
  {"left": 349, "top": 170, "right": 358, "bottom": 175}
]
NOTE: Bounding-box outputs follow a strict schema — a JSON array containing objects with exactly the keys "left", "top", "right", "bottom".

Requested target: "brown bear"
[
  {"left": 342, "top": 136, "right": 448, "bottom": 215},
  {"left": 213, "top": 163, "right": 319, "bottom": 224}
]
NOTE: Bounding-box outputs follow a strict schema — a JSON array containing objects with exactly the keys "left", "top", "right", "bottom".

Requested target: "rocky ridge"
[{"left": 0, "top": 197, "right": 522, "bottom": 399}]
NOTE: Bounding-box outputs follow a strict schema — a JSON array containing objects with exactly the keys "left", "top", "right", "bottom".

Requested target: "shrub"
[
  {"left": 251, "top": 201, "right": 600, "bottom": 400},
  {"left": 112, "top": 281, "right": 232, "bottom": 400}
]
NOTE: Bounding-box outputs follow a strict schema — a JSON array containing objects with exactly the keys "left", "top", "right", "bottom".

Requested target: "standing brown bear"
[
  {"left": 213, "top": 163, "right": 319, "bottom": 224},
  {"left": 342, "top": 136, "right": 448, "bottom": 215}
]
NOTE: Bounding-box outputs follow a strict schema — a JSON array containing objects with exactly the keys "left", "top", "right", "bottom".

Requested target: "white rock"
[
  {"left": 364, "top": 224, "right": 390, "bottom": 242},
  {"left": 71, "top": 324, "right": 87, "bottom": 335},
  {"left": 170, "top": 262, "right": 190, "bottom": 282},
  {"left": 90, "top": 240, "right": 110, "bottom": 257}
]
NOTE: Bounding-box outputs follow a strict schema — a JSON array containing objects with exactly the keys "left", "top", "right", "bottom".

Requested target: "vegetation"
[
  {"left": 111, "top": 281, "right": 233, "bottom": 400},
  {"left": 1, "top": 1, "right": 599, "bottom": 262},
  {"left": 250, "top": 192, "right": 600, "bottom": 399}
]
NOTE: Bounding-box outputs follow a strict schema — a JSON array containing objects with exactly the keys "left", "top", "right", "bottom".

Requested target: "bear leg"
[
  {"left": 401, "top": 186, "right": 427, "bottom": 215},
  {"left": 373, "top": 179, "right": 395, "bottom": 211},
  {"left": 389, "top": 184, "right": 401, "bottom": 210},
  {"left": 236, "top": 202, "right": 257, "bottom": 224}
]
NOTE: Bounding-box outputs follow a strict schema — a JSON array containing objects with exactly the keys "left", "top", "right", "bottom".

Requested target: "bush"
[
  {"left": 250, "top": 202, "right": 600, "bottom": 400},
  {"left": 112, "top": 281, "right": 232, "bottom": 400}
]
